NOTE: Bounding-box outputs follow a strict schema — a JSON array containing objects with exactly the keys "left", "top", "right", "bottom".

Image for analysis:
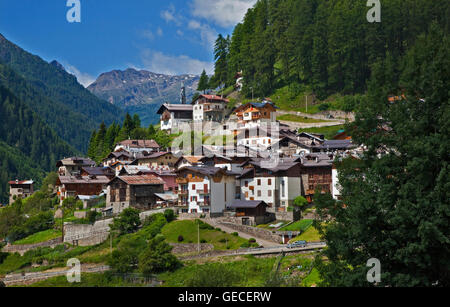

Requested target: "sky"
[{"left": 0, "top": 0, "right": 256, "bottom": 86}]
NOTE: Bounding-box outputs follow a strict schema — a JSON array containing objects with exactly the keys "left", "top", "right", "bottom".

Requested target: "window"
[
  {"left": 268, "top": 179, "right": 272, "bottom": 185},
  {"left": 268, "top": 190, "right": 272, "bottom": 197},
  {"left": 245, "top": 181, "right": 248, "bottom": 187},
  {"left": 192, "top": 184, "right": 196, "bottom": 190},
  {"left": 257, "top": 179, "right": 261, "bottom": 186},
  {"left": 257, "top": 190, "right": 261, "bottom": 197}
]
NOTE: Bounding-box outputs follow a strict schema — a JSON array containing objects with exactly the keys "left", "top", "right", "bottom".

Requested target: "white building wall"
[{"left": 332, "top": 168, "right": 341, "bottom": 200}]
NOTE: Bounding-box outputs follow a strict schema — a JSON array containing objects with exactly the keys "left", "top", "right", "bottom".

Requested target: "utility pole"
[
  {"left": 61, "top": 206, "right": 65, "bottom": 251},
  {"left": 198, "top": 221, "right": 200, "bottom": 255}
]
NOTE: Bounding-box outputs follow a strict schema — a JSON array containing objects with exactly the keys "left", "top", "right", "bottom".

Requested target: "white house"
[
  {"left": 175, "top": 166, "right": 237, "bottom": 215},
  {"left": 238, "top": 159, "right": 302, "bottom": 211},
  {"left": 192, "top": 94, "right": 229, "bottom": 122},
  {"left": 157, "top": 104, "right": 193, "bottom": 133}
]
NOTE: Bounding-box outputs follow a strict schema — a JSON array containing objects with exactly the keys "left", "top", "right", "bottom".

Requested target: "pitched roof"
[
  {"left": 56, "top": 157, "right": 96, "bottom": 168},
  {"left": 316, "top": 140, "right": 354, "bottom": 150},
  {"left": 157, "top": 103, "right": 194, "bottom": 114},
  {"left": 228, "top": 200, "right": 268, "bottom": 209},
  {"left": 176, "top": 166, "right": 237, "bottom": 177},
  {"left": 58, "top": 175, "right": 110, "bottom": 185},
  {"left": 193, "top": 94, "right": 229, "bottom": 104},
  {"left": 8, "top": 180, "right": 34, "bottom": 185},
  {"left": 115, "top": 175, "right": 165, "bottom": 186},
  {"left": 82, "top": 167, "right": 114, "bottom": 176},
  {"left": 117, "top": 140, "right": 160, "bottom": 149},
  {"left": 134, "top": 151, "right": 172, "bottom": 160}
]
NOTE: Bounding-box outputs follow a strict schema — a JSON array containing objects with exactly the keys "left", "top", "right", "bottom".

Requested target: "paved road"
[{"left": 204, "top": 218, "right": 282, "bottom": 248}]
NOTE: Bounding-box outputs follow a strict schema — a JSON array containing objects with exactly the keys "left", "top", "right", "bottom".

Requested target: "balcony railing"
[{"left": 176, "top": 178, "right": 188, "bottom": 184}]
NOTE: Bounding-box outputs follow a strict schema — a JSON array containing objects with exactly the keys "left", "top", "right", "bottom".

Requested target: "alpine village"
[{"left": 0, "top": 0, "right": 448, "bottom": 288}]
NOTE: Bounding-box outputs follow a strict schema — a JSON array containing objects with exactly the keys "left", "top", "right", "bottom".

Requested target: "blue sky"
[{"left": 0, "top": 0, "right": 256, "bottom": 86}]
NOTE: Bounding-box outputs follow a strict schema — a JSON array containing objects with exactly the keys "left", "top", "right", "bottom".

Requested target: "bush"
[
  {"left": 200, "top": 239, "right": 207, "bottom": 244},
  {"left": 240, "top": 242, "right": 250, "bottom": 248},
  {"left": 108, "top": 235, "right": 146, "bottom": 274},
  {"left": 249, "top": 238, "right": 256, "bottom": 244},
  {"left": 87, "top": 211, "right": 100, "bottom": 224},
  {"left": 7, "top": 211, "right": 54, "bottom": 243},
  {"left": 232, "top": 232, "right": 239, "bottom": 237},
  {"left": 164, "top": 209, "right": 175, "bottom": 223},
  {"left": 219, "top": 238, "right": 227, "bottom": 243},
  {"left": 138, "top": 236, "right": 181, "bottom": 275},
  {"left": 178, "top": 235, "right": 184, "bottom": 242},
  {"left": 110, "top": 208, "right": 141, "bottom": 235}
]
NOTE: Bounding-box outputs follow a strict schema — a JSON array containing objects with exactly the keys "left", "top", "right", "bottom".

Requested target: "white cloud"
[
  {"left": 141, "top": 29, "right": 155, "bottom": 41},
  {"left": 190, "top": 0, "right": 257, "bottom": 28},
  {"left": 160, "top": 4, "right": 181, "bottom": 25},
  {"left": 140, "top": 49, "right": 214, "bottom": 75},
  {"left": 156, "top": 27, "right": 164, "bottom": 36},
  {"left": 64, "top": 63, "right": 96, "bottom": 87},
  {"left": 187, "top": 20, "right": 217, "bottom": 49}
]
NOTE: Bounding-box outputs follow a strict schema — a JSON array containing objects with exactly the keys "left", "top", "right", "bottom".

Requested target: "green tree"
[
  {"left": 109, "top": 234, "right": 146, "bottom": 274},
  {"left": 110, "top": 208, "right": 142, "bottom": 235},
  {"left": 197, "top": 69, "right": 209, "bottom": 93},
  {"left": 138, "top": 235, "right": 180, "bottom": 275},
  {"left": 314, "top": 25, "right": 450, "bottom": 287}
]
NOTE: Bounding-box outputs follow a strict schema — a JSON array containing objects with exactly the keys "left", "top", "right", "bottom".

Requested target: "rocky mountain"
[{"left": 88, "top": 68, "right": 200, "bottom": 125}]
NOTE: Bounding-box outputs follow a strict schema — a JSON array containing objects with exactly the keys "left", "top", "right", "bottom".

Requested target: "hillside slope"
[{"left": 0, "top": 34, "right": 125, "bottom": 152}]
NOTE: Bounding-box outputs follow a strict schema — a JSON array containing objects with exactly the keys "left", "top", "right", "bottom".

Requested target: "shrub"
[
  {"left": 178, "top": 235, "right": 184, "bottom": 242},
  {"left": 200, "top": 239, "right": 207, "bottom": 244},
  {"left": 110, "top": 208, "right": 141, "bottom": 235},
  {"left": 138, "top": 236, "right": 181, "bottom": 275},
  {"left": 318, "top": 103, "right": 330, "bottom": 111},
  {"left": 87, "top": 211, "right": 100, "bottom": 224},
  {"left": 164, "top": 209, "right": 175, "bottom": 223},
  {"left": 249, "top": 238, "right": 256, "bottom": 244},
  {"left": 219, "top": 238, "right": 227, "bottom": 243},
  {"left": 240, "top": 242, "right": 250, "bottom": 248},
  {"left": 232, "top": 232, "right": 239, "bottom": 237}
]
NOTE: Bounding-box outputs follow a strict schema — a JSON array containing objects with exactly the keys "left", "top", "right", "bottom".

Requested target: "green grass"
[
  {"left": 159, "top": 255, "right": 276, "bottom": 287},
  {"left": 161, "top": 220, "right": 247, "bottom": 250},
  {"left": 13, "top": 229, "right": 62, "bottom": 246},
  {"left": 299, "top": 125, "right": 345, "bottom": 139},
  {"left": 256, "top": 221, "right": 289, "bottom": 229},
  {"left": 301, "top": 268, "right": 322, "bottom": 287},
  {"left": 279, "top": 219, "right": 313, "bottom": 232},
  {"left": 277, "top": 114, "right": 329, "bottom": 123},
  {"left": 26, "top": 272, "right": 146, "bottom": 287},
  {"left": 289, "top": 225, "right": 322, "bottom": 243}
]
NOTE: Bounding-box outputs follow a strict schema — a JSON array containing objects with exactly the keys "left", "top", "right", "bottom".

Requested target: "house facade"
[
  {"left": 132, "top": 152, "right": 178, "bottom": 168},
  {"left": 8, "top": 180, "right": 34, "bottom": 204},
  {"left": 157, "top": 104, "right": 193, "bottom": 133},
  {"left": 114, "top": 140, "right": 160, "bottom": 154},
  {"left": 234, "top": 101, "right": 278, "bottom": 129},
  {"left": 176, "top": 166, "right": 237, "bottom": 215},
  {"left": 106, "top": 175, "right": 165, "bottom": 214},
  {"left": 238, "top": 159, "right": 302, "bottom": 211},
  {"left": 193, "top": 95, "right": 229, "bottom": 122},
  {"left": 56, "top": 175, "right": 110, "bottom": 202},
  {"left": 56, "top": 157, "right": 96, "bottom": 176}
]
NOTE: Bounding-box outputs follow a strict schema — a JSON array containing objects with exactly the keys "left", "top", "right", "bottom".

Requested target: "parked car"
[{"left": 287, "top": 240, "right": 307, "bottom": 249}]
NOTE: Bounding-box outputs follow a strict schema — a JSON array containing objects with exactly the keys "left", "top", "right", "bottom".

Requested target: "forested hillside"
[
  {"left": 0, "top": 86, "right": 77, "bottom": 203},
  {"left": 211, "top": 0, "right": 449, "bottom": 107},
  {"left": 0, "top": 34, "right": 125, "bottom": 152}
]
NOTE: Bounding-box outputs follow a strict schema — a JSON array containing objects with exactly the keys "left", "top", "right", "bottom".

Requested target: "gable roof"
[
  {"left": 8, "top": 180, "right": 34, "bottom": 185},
  {"left": 176, "top": 166, "right": 237, "bottom": 177},
  {"left": 193, "top": 94, "right": 229, "bottom": 104},
  {"left": 117, "top": 140, "right": 160, "bottom": 149},
  {"left": 113, "top": 175, "right": 165, "bottom": 186},
  {"left": 56, "top": 157, "right": 96, "bottom": 168},
  {"left": 157, "top": 103, "right": 194, "bottom": 114},
  {"left": 228, "top": 200, "right": 268, "bottom": 209}
]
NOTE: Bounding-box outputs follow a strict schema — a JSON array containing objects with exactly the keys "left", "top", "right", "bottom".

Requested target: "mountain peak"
[{"left": 50, "top": 60, "right": 65, "bottom": 71}]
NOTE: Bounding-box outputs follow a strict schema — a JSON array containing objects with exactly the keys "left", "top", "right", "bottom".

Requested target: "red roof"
[{"left": 195, "top": 94, "right": 229, "bottom": 103}]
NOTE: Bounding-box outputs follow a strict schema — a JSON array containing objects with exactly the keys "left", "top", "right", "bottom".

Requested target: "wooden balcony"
[{"left": 176, "top": 178, "right": 188, "bottom": 184}]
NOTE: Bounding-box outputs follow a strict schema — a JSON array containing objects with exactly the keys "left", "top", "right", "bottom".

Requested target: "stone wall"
[
  {"left": 217, "top": 222, "right": 282, "bottom": 244},
  {"left": 169, "top": 243, "right": 214, "bottom": 255},
  {"left": 2, "top": 238, "right": 63, "bottom": 256},
  {"left": 64, "top": 219, "right": 113, "bottom": 246}
]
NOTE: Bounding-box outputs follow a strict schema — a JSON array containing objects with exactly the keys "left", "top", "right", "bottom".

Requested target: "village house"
[
  {"left": 56, "top": 175, "right": 110, "bottom": 202},
  {"left": 102, "top": 150, "right": 134, "bottom": 168},
  {"left": 157, "top": 103, "right": 193, "bottom": 133},
  {"left": 118, "top": 165, "right": 177, "bottom": 192},
  {"left": 313, "top": 139, "right": 354, "bottom": 153},
  {"left": 193, "top": 94, "right": 229, "bottom": 122},
  {"left": 8, "top": 179, "right": 34, "bottom": 205},
  {"left": 154, "top": 192, "right": 178, "bottom": 209},
  {"left": 106, "top": 175, "right": 165, "bottom": 214},
  {"left": 56, "top": 157, "right": 96, "bottom": 176},
  {"left": 226, "top": 200, "right": 273, "bottom": 226},
  {"left": 132, "top": 151, "right": 178, "bottom": 168},
  {"left": 238, "top": 159, "right": 302, "bottom": 211},
  {"left": 299, "top": 153, "right": 334, "bottom": 203},
  {"left": 199, "top": 154, "right": 248, "bottom": 174},
  {"left": 234, "top": 101, "right": 278, "bottom": 129},
  {"left": 81, "top": 166, "right": 115, "bottom": 180},
  {"left": 174, "top": 156, "right": 203, "bottom": 170},
  {"left": 114, "top": 139, "right": 160, "bottom": 154},
  {"left": 175, "top": 166, "right": 237, "bottom": 215}
]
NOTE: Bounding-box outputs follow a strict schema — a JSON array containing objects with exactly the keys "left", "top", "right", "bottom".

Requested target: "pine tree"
[
  {"left": 197, "top": 70, "right": 209, "bottom": 93},
  {"left": 314, "top": 25, "right": 450, "bottom": 287}
]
